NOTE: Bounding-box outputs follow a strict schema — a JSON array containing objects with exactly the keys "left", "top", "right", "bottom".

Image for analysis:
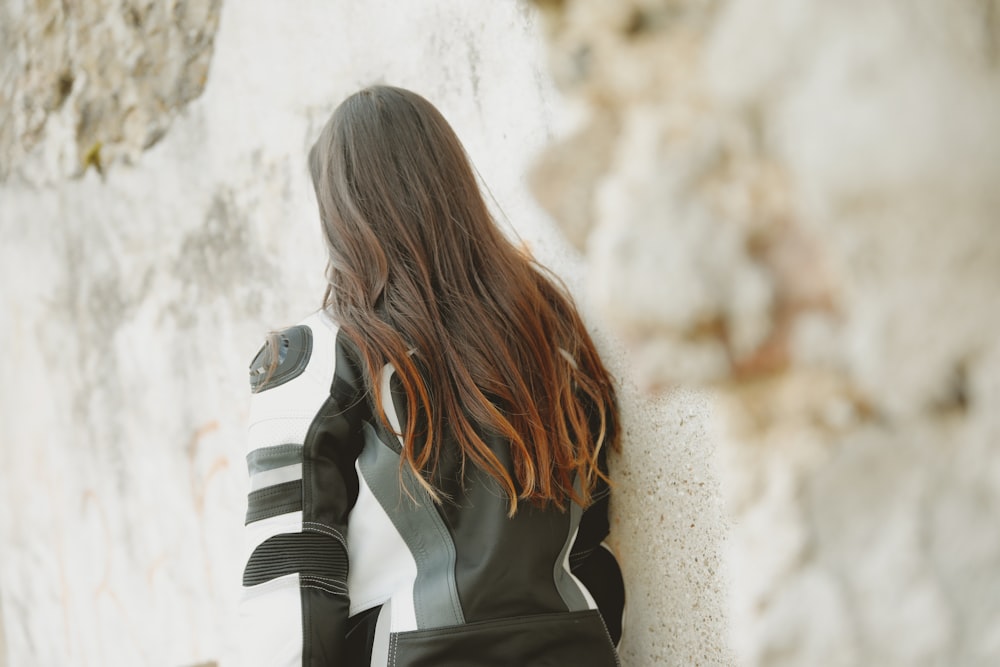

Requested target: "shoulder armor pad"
[{"left": 249, "top": 325, "right": 313, "bottom": 393}]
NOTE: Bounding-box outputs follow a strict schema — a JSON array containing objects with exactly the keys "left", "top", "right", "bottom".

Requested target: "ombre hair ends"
[{"left": 307, "top": 85, "right": 620, "bottom": 516}]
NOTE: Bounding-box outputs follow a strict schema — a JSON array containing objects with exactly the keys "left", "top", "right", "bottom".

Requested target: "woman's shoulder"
[{"left": 247, "top": 309, "right": 345, "bottom": 395}]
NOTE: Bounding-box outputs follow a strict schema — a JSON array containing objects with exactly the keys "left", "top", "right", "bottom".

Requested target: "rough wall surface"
[
  {"left": 0, "top": 0, "right": 222, "bottom": 183},
  {"left": 531, "top": 0, "right": 1000, "bottom": 665},
  {"left": 0, "top": 1, "right": 728, "bottom": 665}
]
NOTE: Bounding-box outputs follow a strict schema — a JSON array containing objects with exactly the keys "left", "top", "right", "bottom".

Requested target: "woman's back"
[
  {"left": 239, "top": 86, "right": 624, "bottom": 666},
  {"left": 241, "top": 311, "right": 623, "bottom": 665}
]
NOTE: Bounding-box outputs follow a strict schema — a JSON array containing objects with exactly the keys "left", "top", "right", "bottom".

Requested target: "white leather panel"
[{"left": 347, "top": 461, "right": 419, "bottom": 632}]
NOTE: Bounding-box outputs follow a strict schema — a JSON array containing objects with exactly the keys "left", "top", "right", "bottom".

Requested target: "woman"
[{"left": 240, "top": 85, "right": 625, "bottom": 666}]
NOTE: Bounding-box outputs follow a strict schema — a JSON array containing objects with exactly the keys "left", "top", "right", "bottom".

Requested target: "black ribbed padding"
[{"left": 243, "top": 531, "right": 348, "bottom": 587}]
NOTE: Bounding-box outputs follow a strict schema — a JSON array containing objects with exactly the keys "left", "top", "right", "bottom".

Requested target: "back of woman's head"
[{"left": 309, "top": 85, "right": 619, "bottom": 515}]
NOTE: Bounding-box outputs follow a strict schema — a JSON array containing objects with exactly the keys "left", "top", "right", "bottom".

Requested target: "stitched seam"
[
  {"left": 300, "top": 574, "right": 348, "bottom": 589},
  {"left": 300, "top": 576, "right": 347, "bottom": 587},
  {"left": 301, "top": 585, "right": 341, "bottom": 596},
  {"left": 301, "top": 580, "right": 348, "bottom": 595},
  {"left": 300, "top": 580, "right": 348, "bottom": 596},
  {"left": 301, "top": 522, "right": 348, "bottom": 550},
  {"left": 246, "top": 568, "right": 346, "bottom": 589}
]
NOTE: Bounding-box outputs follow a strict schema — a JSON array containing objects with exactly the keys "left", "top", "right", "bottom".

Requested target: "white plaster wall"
[{"left": 0, "top": 2, "right": 729, "bottom": 665}]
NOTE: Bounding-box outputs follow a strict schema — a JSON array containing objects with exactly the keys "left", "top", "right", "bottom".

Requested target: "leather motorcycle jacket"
[{"left": 239, "top": 310, "right": 625, "bottom": 666}]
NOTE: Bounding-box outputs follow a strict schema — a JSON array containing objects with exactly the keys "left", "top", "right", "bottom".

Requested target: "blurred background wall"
[
  {"left": 8, "top": 0, "right": 997, "bottom": 665},
  {"left": 0, "top": 1, "right": 729, "bottom": 665},
  {"left": 529, "top": 0, "right": 1000, "bottom": 665}
]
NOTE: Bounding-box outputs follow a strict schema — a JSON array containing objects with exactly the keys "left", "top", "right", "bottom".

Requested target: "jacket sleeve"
[{"left": 238, "top": 323, "right": 367, "bottom": 666}]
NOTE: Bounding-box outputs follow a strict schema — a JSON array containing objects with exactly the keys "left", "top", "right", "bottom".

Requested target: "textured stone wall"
[
  {"left": 0, "top": 2, "right": 729, "bottom": 665},
  {"left": 0, "top": 0, "right": 222, "bottom": 183},
  {"left": 531, "top": 0, "right": 1000, "bottom": 664}
]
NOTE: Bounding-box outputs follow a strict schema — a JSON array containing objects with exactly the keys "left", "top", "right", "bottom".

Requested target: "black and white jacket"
[{"left": 239, "top": 311, "right": 625, "bottom": 666}]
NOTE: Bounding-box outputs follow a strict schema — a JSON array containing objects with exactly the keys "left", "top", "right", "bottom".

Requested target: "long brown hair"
[{"left": 308, "top": 85, "right": 619, "bottom": 515}]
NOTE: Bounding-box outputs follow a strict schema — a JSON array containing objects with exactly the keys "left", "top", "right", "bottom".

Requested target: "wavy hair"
[{"left": 308, "top": 85, "right": 619, "bottom": 515}]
